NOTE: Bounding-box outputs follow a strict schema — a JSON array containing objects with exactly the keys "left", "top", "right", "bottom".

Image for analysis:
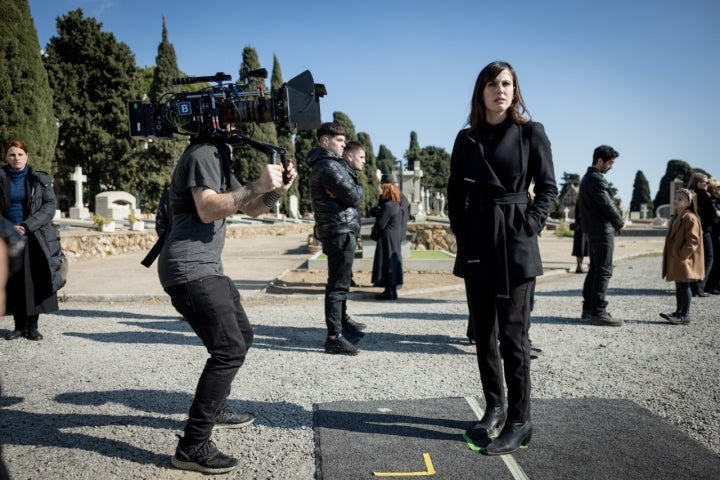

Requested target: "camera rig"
[{"left": 128, "top": 68, "right": 326, "bottom": 181}]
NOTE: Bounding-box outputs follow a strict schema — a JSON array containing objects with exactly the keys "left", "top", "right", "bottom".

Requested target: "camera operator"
[
  {"left": 307, "top": 125, "right": 366, "bottom": 355},
  {"left": 158, "top": 130, "right": 296, "bottom": 475}
]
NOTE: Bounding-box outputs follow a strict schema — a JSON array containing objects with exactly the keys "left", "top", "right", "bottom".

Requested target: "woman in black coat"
[
  {"left": 1, "top": 140, "right": 65, "bottom": 341},
  {"left": 371, "top": 180, "right": 404, "bottom": 300},
  {"left": 447, "top": 61, "right": 557, "bottom": 455}
]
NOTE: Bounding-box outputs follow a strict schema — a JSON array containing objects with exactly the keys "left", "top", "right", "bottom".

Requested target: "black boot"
[
  {"left": 485, "top": 421, "right": 532, "bottom": 455},
  {"left": 466, "top": 406, "right": 506, "bottom": 440},
  {"left": 390, "top": 285, "right": 398, "bottom": 300},
  {"left": 375, "top": 288, "right": 394, "bottom": 300},
  {"left": 4, "top": 329, "right": 26, "bottom": 340}
]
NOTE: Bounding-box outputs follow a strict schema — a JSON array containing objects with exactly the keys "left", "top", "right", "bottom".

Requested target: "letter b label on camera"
[{"left": 177, "top": 101, "right": 192, "bottom": 116}]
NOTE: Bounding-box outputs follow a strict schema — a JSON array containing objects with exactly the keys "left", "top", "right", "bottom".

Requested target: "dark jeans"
[
  {"left": 164, "top": 275, "right": 253, "bottom": 444},
  {"left": 465, "top": 278, "right": 534, "bottom": 423},
  {"left": 675, "top": 281, "right": 692, "bottom": 316},
  {"left": 323, "top": 232, "right": 356, "bottom": 336},
  {"left": 583, "top": 232, "right": 614, "bottom": 314}
]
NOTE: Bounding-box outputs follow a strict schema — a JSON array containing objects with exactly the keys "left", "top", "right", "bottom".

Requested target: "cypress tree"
[
  {"left": 233, "top": 46, "right": 278, "bottom": 189},
  {"left": 0, "top": 0, "right": 57, "bottom": 174},
  {"left": 629, "top": 170, "right": 654, "bottom": 216},
  {"left": 376, "top": 145, "right": 396, "bottom": 175},
  {"left": 137, "top": 17, "right": 187, "bottom": 212},
  {"left": 405, "top": 131, "right": 420, "bottom": 171},
  {"left": 271, "top": 54, "right": 298, "bottom": 214},
  {"left": 652, "top": 160, "right": 693, "bottom": 212},
  {"left": 294, "top": 128, "right": 315, "bottom": 216},
  {"left": 357, "top": 132, "right": 379, "bottom": 216},
  {"left": 417, "top": 145, "right": 450, "bottom": 201}
]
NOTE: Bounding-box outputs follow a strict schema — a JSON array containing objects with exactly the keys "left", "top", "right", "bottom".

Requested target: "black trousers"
[
  {"left": 322, "top": 232, "right": 356, "bottom": 335},
  {"left": 165, "top": 275, "right": 254, "bottom": 444},
  {"left": 691, "top": 232, "right": 713, "bottom": 294},
  {"left": 465, "top": 278, "right": 534, "bottom": 423}
]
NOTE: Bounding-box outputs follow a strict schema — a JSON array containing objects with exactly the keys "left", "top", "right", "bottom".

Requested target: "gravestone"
[
  {"left": 288, "top": 195, "right": 299, "bottom": 219},
  {"left": 95, "top": 191, "right": 141, "bottom": 221},
  {"left": 69, "top": 166, "right": 91, "bottom": 220}
]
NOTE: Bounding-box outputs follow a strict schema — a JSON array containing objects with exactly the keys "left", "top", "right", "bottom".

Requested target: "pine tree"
[
  {"left": 629, "top": 170, "right": 654, "bottom": 216},
  {"left": 417, "top": 146, "right": 450, "bottom": 201},
  {"left": 44, "top": 9, "right": 139, "bottom": 210},
  {"left": 0, "top": 0, "right": 57, "bottom": 174}
]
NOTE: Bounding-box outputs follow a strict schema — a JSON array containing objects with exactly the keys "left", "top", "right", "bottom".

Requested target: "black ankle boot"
[
  {"left": 466, "top": 406, "right": 506, "bottom": 440},
  {"left": 485, "top": 421, "right": 532, "bottom": 455},
  {"left": 375, "top": 288, "right": 394, "bottom": 300},
  {"left": 4, "top": 329, "right": 26, "bottom": 340}
]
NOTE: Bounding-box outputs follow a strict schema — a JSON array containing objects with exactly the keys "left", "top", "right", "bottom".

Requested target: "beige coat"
[{"left": 662, "top": 211, "right": 705, "bottom": 282}]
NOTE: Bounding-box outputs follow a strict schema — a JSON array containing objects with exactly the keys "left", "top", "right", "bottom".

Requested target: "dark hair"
[
  {"left": 469, "top": 61, "right": 529, "bottom": 128},
  {"left": 317, "top": 122, "right": 345, "bottom": 140},
  {"left": 592, "top": 145, "right": 619, "bottom": 165},
  {"left": 4, "top": 139, "right": 28, "bottom": 155},
  {"left": 344, "top": 141, "right": 364, "bottom": 155}
]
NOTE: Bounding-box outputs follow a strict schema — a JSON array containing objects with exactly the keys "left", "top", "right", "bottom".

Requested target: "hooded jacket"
[
  {"left": 0, "top": 165, "right": 66, "bottom": 302},
  {"left": 306, "top": 147, "right": 362, "bottom": 240}
]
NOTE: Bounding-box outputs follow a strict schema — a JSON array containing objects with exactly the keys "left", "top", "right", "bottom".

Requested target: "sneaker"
[
  {"left": 324, "top": 335, "right": 359, "bottom": 355},
  {"left": 590, "top": 312, "right": 624, "bottom": 327},
  {"left": 214, "top": 407, "right": 255, "bottom": 430},
  {"left": 171, "top": 437, "right": 238, "bottom": 474},
  {"left": 661, "top": 312, "right": 690, "bottom": 325},
  {"left": 581, "top": 309, "right": 592, "bottom": 321}
]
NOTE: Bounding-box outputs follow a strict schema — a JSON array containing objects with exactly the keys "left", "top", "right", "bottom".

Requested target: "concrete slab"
[{"left": 314, "top": 397, "right": 720, "bottom": 479}]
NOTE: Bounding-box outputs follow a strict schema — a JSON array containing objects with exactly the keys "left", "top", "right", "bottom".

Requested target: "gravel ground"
[{"left": 1, "top": 254, "right": 718, "bottom": 479}]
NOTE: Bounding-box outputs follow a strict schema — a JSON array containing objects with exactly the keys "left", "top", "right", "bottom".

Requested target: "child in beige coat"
[{"left": 661, "top": 188, "right": 705, "bottom": 324}]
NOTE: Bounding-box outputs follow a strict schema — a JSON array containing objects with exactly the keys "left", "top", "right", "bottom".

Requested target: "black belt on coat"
[{"left": 469, "top": 191, "right": 530, "bottom": 298}]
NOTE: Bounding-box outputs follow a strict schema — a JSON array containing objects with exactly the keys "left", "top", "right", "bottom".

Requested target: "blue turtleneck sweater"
[{"left": 6, "top": 165, "right": 27, "bottom": 225}]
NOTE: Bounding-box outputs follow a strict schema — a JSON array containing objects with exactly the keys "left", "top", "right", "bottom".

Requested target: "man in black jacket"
[
  {"left": 578, "top": 145, "right": 626, "bottom": 326},
  {"left": 307, "top": 123, "right": 366, "bottom": 355}
]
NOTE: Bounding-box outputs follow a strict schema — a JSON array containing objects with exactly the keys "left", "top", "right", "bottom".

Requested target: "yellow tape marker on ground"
[{"left": 372, "top": 452, "right": 436, "bottom": 477}]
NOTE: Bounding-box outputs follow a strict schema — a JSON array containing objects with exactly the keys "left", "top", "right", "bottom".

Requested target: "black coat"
[
  {"left": 447, "top": 121, "right": 557, "bottom": 297},
  {"left": 0, "top": 165, "right": 63, "bottom": 315},
  {"left": 306, "top": 147, "right": 362, "bottom": 241},
  {"left": 371, "top": 199, "right": 404, "bottom": 287},
  {"left": 578, "top": 166, "right": 623, "bottom": 237}
]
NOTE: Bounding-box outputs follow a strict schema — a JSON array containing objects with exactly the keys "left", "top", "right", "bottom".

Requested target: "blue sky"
[{"left": 28, "top": 0, "right": 720, "bottom": 207}]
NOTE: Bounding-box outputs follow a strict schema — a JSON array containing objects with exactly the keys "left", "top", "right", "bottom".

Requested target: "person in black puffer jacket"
[
  {"left": 1, "top": 139, "right": 66, "bottom": 341},
  {"left": 307, "top": 123, "right": 364, "bottom": 355}
]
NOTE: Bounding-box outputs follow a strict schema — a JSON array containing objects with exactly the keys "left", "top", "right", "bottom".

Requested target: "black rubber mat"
[{"left": 313, "top": 397, "right": 720, "bottom": 479}]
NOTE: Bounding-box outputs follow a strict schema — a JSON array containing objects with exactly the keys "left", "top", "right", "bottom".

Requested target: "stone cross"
[
  {"left": 640, "top": 204, "right": 648, "bottom": 219},
  {"left": 70, "top": 165, "right": 87, "bottom": 208},
  {"left": 563, "top": 206, "right": 570, "bottom": 222}
]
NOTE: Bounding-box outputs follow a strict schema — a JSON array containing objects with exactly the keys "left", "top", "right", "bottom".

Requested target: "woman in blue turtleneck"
[{"left": 1, "top": 139, "right": 65, "bottom": 341}]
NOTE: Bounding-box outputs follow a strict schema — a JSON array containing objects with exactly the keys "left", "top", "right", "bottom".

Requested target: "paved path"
[{"left": 57, "top": 232, "right": 666, "bottom": 302}]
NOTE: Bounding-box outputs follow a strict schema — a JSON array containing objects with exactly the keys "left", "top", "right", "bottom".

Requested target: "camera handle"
[{"left": 226, "top": 133, "right": 290, "bottom": 184}]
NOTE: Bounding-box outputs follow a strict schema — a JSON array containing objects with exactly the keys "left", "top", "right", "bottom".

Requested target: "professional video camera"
[
  {"left": 128, "top": 67, "right": 326, "bottom": 183},
  {"left": 128, "top": 68, "right": 325, "bottom": 140}
]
